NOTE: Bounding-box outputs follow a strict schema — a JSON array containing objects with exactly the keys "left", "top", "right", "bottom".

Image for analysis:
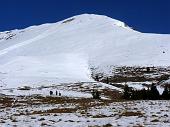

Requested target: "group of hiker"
[
  {"left": 49, "top": 89, "right": 101, "bottom": 99},
  {"left": 49, "top": 90, "right": 61, "bottom": 96}
]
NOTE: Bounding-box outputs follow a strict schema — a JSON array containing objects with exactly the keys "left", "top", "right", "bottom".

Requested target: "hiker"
[
  {"left": 106, "top": 77, "right": 109, "bottom": 84},
  {"left": 50, "top": 91, "right": 53, "bottom": 95},
  {"left": 56, "top": 90, "right": 58, "bottom": 95},
  {"left": 58, "top": 92, "right": 61, "bottom": 96}
]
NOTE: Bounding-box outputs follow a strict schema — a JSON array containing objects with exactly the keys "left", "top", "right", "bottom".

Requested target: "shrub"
[{"left": 91, "top": 90, "right": 101, "bottom": 99}]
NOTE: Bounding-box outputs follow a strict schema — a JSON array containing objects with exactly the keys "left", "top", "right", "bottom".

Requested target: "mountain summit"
[{"left": 0, "top": 14, "right": 170, "bottom": 88}]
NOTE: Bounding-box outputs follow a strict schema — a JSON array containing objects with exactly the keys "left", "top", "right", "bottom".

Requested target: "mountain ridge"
[{"left": 0, "top": 14, "right": 170, "bottom": 88}]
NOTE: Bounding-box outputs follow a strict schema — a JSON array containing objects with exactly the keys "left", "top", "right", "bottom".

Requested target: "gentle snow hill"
[{"left": 0, "top": 14, "right": 170, "bottom": 88}]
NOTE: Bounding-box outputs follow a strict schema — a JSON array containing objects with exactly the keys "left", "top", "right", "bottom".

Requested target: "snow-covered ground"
[
  {"left": 0, "top": 87, "right": 92, "bottom": 98},
  {"left": 0, "top": 14, "right": 170, "bottom": 88},
  {"left": 0, "top": 81, "right": 169, "bottom": 127},
  {"left": 0, "top": 82, "right": 121, "bottom": 100},
  {"left": 0, "top": 97, "right": 169, "bottom": 127}
]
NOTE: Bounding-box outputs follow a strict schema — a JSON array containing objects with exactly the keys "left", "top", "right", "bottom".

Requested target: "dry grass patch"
[
  {"left": 41, "top": 122, "right": 48, "bottom": 126},
  {"left": 133, "top": 125, "right": 144, "bottom": 127},
  {"left": 120, "top": 111, "right": 144, "bottom": 117},
  {"left": 151, "top": 119, "right": 159, "bottom": 122},
  {"left": 0, "top": 120, "right": 5, "bottom": 123},
  {"left": 30, "top": 108, "right": 77, "bottom": 115},
  {"left": 0, "top": 96, "right": 14, "bottom": 108},
  {"left": 103, "top": 124, "right": 113, "bottom": 127},
  {"left": 38, "top": 118, "right": 45, "bottom": 121},
  {"left": 101, "top": 89, "right": 122, "bottom": 100},
  {"left": 92, "top": 114, "right": 110, "bottom": 118}
]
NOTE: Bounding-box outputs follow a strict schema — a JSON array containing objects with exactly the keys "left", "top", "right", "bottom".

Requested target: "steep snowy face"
[{"left": 0, "top": 14, "right": 170, "bottom": 87}]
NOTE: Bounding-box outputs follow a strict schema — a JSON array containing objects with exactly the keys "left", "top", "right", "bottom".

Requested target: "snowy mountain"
[{"left": 0, "top": 14, "right": 170, "bottom": 88}]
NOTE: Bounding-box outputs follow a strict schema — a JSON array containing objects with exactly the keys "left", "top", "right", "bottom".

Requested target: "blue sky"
[{"left": 0, "top": 0, "right": 169, "bottom": 34}]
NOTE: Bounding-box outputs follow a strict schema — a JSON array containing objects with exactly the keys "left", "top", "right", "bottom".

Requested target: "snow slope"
[{"left": 0, "top": 14, "right": 170, "bottom": 88}]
